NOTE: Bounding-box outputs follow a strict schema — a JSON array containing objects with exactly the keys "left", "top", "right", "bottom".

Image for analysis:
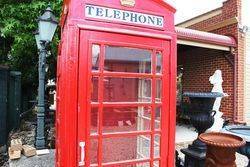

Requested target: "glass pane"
[
  {"left": 105, "top": 46, "right": 151, "bottom": 73},
  {"left": 136, "top": 135, "right": 151, "bottom": 159},
  {"left": 154, "top": 134, "right": 160, "bottom": 158},
  {"left": 156, "top": 79, "right": 162, "bottom": 103},
  {"left": 90, "top": 139, "right": 98, "bottom": 165},
  {"left": 92, "top": 44, "right": 100, "bottom": 71},
  {"left": 102, "top": 135, "right": 151, "bottom": 163},
  {"left": 91, "top": 107, "right": 98, "bottom": 135},
  {"left": 90, "top": 165, "right": 98, "bottom": 167},
  {"left": 102, "top": 106, "right": 151, "bottom": 133},
  {"left": 116, "top": 162, "right": 150, "bottom": 167},
  {"left": 136, "top": 162, "right": 150, "bottom": 167},
  {"left": 91, "top": 77, "right": 98, "bottom": 102},
  {"left": 104, "top": 78, "right": 151, "bottom": 102},
  {"left": 156, "top": 52, "right": 162, "bottom": 74},
  {"left": 137, "top": 106, "right": 151, "bottom": 132},
  {"left": 155, "top": 107, "right": 161, "bottom": 130},
  {"left": 154, "top": 161, "right": 159, "bottom": 167}
]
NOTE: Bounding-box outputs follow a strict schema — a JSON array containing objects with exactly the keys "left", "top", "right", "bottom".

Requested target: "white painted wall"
[
  {"left": 242, "top": 0, "right": 250, "bottom": 27},
  {"left": 242, "top": 0, "right": 250, "bottom": 124},
  {"left": 245, "top": 32, "right": 250, "bottom": 124}
]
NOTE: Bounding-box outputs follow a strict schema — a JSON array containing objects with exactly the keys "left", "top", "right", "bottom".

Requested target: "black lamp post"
[{"left": 35, "top": 5, "right": 58, "bottom": 149}]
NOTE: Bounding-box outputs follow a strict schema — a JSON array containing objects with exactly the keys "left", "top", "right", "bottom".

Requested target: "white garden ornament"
[{"left": 207, "top": 70, "right": 228, "bottom": 132}]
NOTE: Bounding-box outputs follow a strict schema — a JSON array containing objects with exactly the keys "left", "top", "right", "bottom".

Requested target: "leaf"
[{"left": 0, "top": 0, "right": 62, "bottom": 91}]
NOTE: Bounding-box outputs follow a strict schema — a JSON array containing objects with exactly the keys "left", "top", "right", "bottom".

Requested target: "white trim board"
[{"left": 177, "top": 39, "right": 231, "bottom": 51}]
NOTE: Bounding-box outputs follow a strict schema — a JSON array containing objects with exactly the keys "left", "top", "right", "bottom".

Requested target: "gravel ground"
[
  {"left": 9, "top": 150, "right": 55, "bottom": 167},
  {"left": 0, "top": 152, "right": 9, "bottom": 167},
  {"left": 176, "top": 142, "right": 249, "bottom": 167},
  {"left": 0, "top": 121, "right": 36, "bottom": 167},
  {"left": 9, "top": 121, "right": 36, "bottom": 146},
  {"left": 2, "top": 141, "right": 248, "bottom": 167},
  {"left": 3, "top": 121, "right": 249, "bottom": 166}
]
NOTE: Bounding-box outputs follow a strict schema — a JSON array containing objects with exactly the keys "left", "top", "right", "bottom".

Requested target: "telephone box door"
[{"left": 78, "top": 30, "right": 171, "bottom": 167}]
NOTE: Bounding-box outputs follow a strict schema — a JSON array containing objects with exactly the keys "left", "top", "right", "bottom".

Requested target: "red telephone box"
[{"left": 56, "top": 0, "right": 176, "bottom": 166}]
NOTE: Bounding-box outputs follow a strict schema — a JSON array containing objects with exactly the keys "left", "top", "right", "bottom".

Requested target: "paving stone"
[
  {"left": 36, "top": 149, "right": 50, "bottom": 156},
  {"left": 22, "top": 145, "right": 36, "bottom": 157},
  {"left": 8, "top": 148, "right": 21, "bottom": 160},
  {"left": 10, "top": 139, "right": 22, "bottom": 151}
]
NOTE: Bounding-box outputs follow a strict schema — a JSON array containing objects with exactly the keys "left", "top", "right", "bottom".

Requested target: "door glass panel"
[
  {"left": 103, "top": 77, "right": 151, "bottom": 102},
  {"left": 102, "top": 106, "right": 151, "bottom": 133},
  {"left": 116, "top": 162, "right": 150, "bottom": 167},
  {"left": 136, "top": 135, "right": 151, "bottom": 159},
  {"left": 102, "top": 135, "right": 151, "bottom": 163},
  {"left": 88, "top": 42, "right": 165, "bottom": 166},
  {"left": 91, "top": 107, "right": 98, "bottom": 135},
  {"left": 154, "top": 134, "right": 160, "bottom": 158},
  {"left": 90, "top": 165, "right": 98, "bottom": 167},
  {"left": 155, "top": 107, "right": 161, "bottom": 130},
  {"left": 154, "top": 161, "right": 159, "bottom": 167},
  {"left": 156, "top": 52, "right": 162, "bottom": 74},
  {"left": 156, "top": 79, "right": 162, "bottom": 103},
  {"left": 104, "top": 46, "right": 151, "bottom": 73},
  {"left": 92, "top": 44, "right": 100, "bottom": 71},
  {"left": 90, "top": 139, "right": 98, "bottom": 165},
  {"left": 91, "top": 77, "right": 98, "bottom": 102},
  {"left": 136, "top": 162, "right": 150, "bottom": 167}
]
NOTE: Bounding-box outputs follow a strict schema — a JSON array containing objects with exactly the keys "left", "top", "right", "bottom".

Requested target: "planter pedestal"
[
  {"left": 181, "top": 147, "right": 206, "bottom": 167},
  {"left": 199, "top": 132, "right": 246, "bottom": 167}
]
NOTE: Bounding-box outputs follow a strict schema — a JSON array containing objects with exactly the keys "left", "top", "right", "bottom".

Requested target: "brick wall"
[
  {"left": 178, "top": 47, "right": 234, "bottom": 120},
  {"left": 179, "top": 0, "right": 246, "bottom": 122}
]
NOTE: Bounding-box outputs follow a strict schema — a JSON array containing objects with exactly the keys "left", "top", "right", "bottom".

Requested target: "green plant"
[{"left": 0, "top": 0, "right": 62, "bottom": 91}]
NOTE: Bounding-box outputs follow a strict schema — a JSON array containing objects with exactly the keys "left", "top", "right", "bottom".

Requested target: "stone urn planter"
[{"left": 199, "top": 132, "right": 246, "bottom": 167}]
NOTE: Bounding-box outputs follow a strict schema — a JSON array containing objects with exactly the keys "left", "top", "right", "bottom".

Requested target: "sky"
[
  {"left": 242, "top": 0, "right": 250, "bottom": 26},
  {"left": 165, "top": 0, "right": 226, "bottom": 24}
]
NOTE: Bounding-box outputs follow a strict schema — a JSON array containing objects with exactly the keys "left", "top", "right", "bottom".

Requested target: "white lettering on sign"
[{"left": 85, "top": 4, "right": 164, "bottom": 28}]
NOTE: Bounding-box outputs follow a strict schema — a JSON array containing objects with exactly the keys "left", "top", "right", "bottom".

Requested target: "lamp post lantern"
[
  {"left": 38, "top": 6, "right": 58, "bottom": 42},
  {"left": 35, "top": 5, "right": 58, "bottom": 149}
]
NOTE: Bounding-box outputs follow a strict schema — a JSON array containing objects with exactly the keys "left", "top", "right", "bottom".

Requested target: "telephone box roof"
[{"left": 63, "top": 0, "right": 176, "bottom": 13}]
